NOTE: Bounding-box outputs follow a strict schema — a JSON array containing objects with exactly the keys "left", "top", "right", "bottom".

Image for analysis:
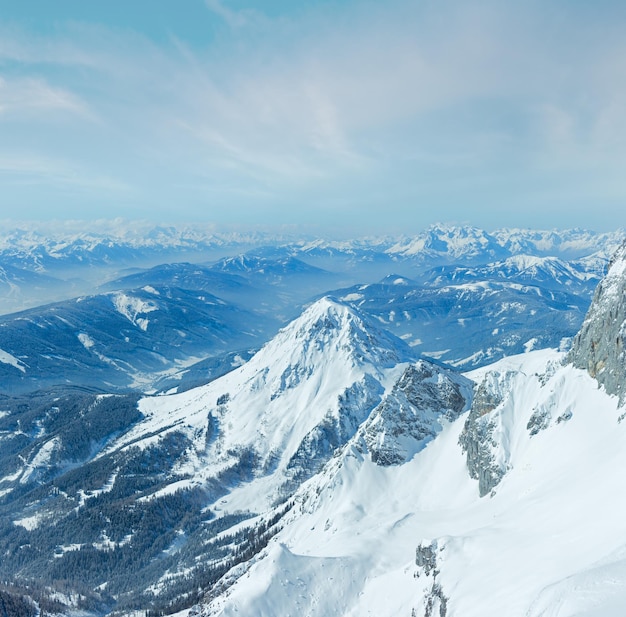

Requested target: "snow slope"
[{"left": 202, "top": 348, "right": 626, "bottom": 617}]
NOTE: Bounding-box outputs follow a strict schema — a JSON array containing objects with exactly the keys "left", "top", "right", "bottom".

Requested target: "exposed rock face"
[
  {"left": 527, "top": 407, "right": 551, "bottom": 436},
  {"left": 283, "top": 374, "right": 384, "bottom": 494},
  {"left": 415, "top": 541, "right": 439, "bottom": 576},
  {"left": 568, "top": 242, "right": 626, "bottom": 403},
  {"left": 414, "top": 540, "right": 449, "bottom": 617},
  {"left": 458, "top": 372, "right": 511, "bottom": 497},
  {"left": 361, "top": 361, "right": 472, "bottom": 466}
]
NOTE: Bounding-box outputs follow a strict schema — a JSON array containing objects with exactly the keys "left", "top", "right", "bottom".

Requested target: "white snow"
[
  {"left": 54, "top": 544, "right": 83, "bottom": 556},
  {"left": 204, "top": 349, "right": 626, "bottom": 617},
  {"left": 341, "top": 293, "right": 364, "bottom": 302},
  {"left": 112, "top": 292, "right": 158, "bottom": 330},
  {"left": 77, "top": 332, "right": 95, "bottom": 349},
  {"left": 14, "top": 512, "right": 47, "bottom": 531},
  {"left": 524, "top": 337, "right": 539, "bottom": 352},
  {"left": 0, "top": 347, "right": 26, "bottom": 373},
  {"left": 20, "top": 436, "right": 60, "bottom": 484},
  {"left": 76, "top": 471, "right": 118, "bottom": 509}
]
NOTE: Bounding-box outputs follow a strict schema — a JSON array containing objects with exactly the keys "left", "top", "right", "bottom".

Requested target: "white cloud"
[{"left": 0, "top": 75, "right": 91, "bottom": 117}]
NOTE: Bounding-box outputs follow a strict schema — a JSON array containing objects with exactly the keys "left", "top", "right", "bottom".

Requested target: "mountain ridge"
[{"left": 196, "top": 239, "right": 626, "bottom": 617}]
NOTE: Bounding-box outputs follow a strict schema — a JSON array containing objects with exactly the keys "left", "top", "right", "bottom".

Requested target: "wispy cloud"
[
  {"left": 0, "top": 75, "right": 91, "bottom": 117},
  {"left": 0, "top": 153, "right": 130, "bottom": 192},
  {"left": 204, "top": 0, "right": 263, "bottom": 29},
  {"left": 1, "top": 1, "right": 625, "bottom": 229}
]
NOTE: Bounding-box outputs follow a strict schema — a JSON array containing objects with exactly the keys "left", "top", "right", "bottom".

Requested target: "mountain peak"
[{"left": 263, "top": 296, "right": 414, "bottom": 372}]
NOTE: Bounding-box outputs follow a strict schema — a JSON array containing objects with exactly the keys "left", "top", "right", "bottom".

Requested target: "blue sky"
[{"left": 0, "top": 0, "right": 625, "bottom": 234}]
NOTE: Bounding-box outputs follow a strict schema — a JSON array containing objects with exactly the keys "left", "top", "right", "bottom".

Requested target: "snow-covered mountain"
[
  {"left": 421, "top": 253, "right": 601, "bottom": 297},
  {"left": 0, "top": 223, "right": 289, "bottom": 314},
  {"left": 0, "top": 297, "right": 473, "bottom": 615},
  {"left": 2, "top": 224, "right": 612, "bottom": 393},
  {"left": 334, "top": 275, "right": 586, "bottom": 369},
  {"left": 1, "top": 223, "right": 622, "bottom": 315},
  {"left": 386, "top": 224, "right": 624, "bottom": 262},
  {"left": 203, "top": 348, "right": 626, "bottom": 617},
  {"left": 386, "top": 224, "right": 509, "bottom": 261},
  {"left": 0, "top": 260, "right": 83, "bottom": 315},
  {"left": 207, "top": 254, "right": 343, "bottom": 320},
  {"left": 493, "top": 226, "right": 624, "bottom": 259},
  {"left": 195, "top": 243, "right": 626, "bottom": 617},
  {"left": 0, "top": 222, "right": 280, "bottom": 273},
  {"left": 0, "top": 285, "right": 276, "bottom": 394}
]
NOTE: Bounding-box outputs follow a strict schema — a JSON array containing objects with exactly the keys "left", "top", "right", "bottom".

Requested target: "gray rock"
[
  {"left": 414, "top": 541, "right": 449, "bottom": 617},
  {"left": 362, "top": 361, "right": 472, "bottom": 466},
  {"left": 415, "top": 541, "right": 439, "bottom": 576},
  {"left": 567, "top": 241, "right": 626, "bottom": 404},
  {"left": 458, "top": 375, "right": 508, "bottom": 497},
  {"left": 424, "top": 583, "right": 448, "bottom": 617},
  {"left": 556, "top": 410, "right": 573, "bottom": 424},
  {"left": 527, "top": 407, "right": 551, "bottom": 436}
]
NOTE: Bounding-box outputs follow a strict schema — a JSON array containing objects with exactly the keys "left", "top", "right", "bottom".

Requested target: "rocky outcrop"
[
  {"left": 415, "top": 541, "right": 439, "bottom": 576},
  {"left": 413, "top": 541, "right": 448, "bottom": 617},
  {"left": 458, "top": 372, "right": 514, "bottom": 497},
  {"left": 568, "top": 241, "right": 626, "bottom": 403},
  {"left": 361, "top": 361, "right": 472, "bottom": 466},
  {"left": 526, "top": 407, "right": 551, "bottom": 436}
]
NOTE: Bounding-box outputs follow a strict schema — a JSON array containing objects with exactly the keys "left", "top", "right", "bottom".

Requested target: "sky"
[{"left": 0, "top": 0, "right": 625, "bottom": 234}]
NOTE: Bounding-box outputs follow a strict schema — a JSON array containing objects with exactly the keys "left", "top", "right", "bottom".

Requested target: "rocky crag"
[{"left": 568, "top": 241, "right": 626, "bottom": 403}]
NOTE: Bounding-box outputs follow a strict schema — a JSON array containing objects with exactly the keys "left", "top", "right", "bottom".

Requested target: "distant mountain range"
[{"left": 0, "top": 225, "right": 622, "bottom": 394}]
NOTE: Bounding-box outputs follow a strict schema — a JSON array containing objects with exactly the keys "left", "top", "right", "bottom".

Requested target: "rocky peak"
[
  {"left": 567, "top": 241, "right": 626, "bottom": 403},
  {"left": 360, "top": 360, "right": 472, "bottom": 466}
]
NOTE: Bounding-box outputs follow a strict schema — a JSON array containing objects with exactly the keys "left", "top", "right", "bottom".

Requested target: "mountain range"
[
  {"left": 0, "top": 225, "right": 622, "bottom": 395},
  {"left": 0, "top": 224, "right": 625, "bottom": 616}
]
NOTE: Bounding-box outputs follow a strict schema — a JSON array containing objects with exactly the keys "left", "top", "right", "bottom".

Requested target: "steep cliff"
[{"left": 568, "top": 242, "right": 626, "bottom": 403}]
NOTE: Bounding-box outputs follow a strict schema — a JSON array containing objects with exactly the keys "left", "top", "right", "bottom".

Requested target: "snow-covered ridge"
[
  {"left": 96, "top": 297, "right": 420, "bottom": 515},
  {"left": 386, "top": 225, "right": 625, "bottom": 260},
  {"left": 204, "top": 347, "right": 626, "bottom": 617},
  {"left": 196, "top": 243, "right": 626, "bottom": 616}
]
